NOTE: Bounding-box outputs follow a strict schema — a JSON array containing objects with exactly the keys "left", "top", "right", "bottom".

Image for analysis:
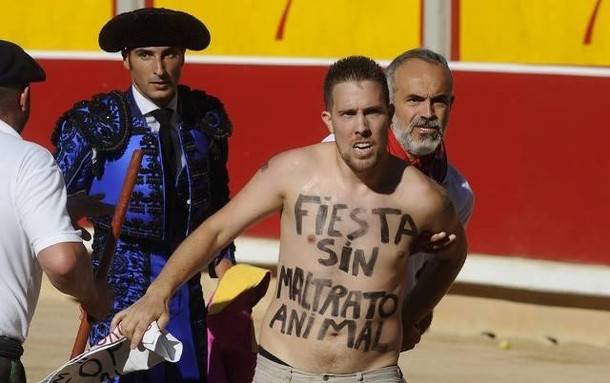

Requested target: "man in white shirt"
[
  {"left": 0, "top": 40, "right": 111, "bottom": 382},
  {"left": 385, "top": 48, "right": 474, "bottom": 349}
]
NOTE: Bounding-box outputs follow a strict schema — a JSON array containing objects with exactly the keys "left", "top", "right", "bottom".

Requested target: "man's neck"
[
  {"left": 335, "top": 151, "right": 393, "bottom": 193},
  {"left": 131, "top": 84, "right": 178, "bottom": 115},
  {"left": 0, "top": 114, "right": 23, "bottom": 135}
]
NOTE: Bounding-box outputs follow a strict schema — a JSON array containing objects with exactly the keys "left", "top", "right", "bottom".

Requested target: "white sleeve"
[
  {"left": 444, "top": 164, "right": 475, "bottom": 227},
  {"left": 456, "top": 183, "right": 474, "bottom": 227},
  {"left": 14, "top": 145, "right": 82, "bottom": 255}
]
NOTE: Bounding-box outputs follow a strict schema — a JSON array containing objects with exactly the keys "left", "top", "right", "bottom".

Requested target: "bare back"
[{"left": 259, "top": 142, "right": 453, "bottom": 372}]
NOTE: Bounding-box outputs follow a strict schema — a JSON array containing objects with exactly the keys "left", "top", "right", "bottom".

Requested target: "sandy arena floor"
[{"left": 23, "top": 275, "right": 610, "bottom": 382}]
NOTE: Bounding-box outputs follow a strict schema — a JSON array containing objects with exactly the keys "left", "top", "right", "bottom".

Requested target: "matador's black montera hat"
[{"left": 98, "top": 7, "right": 210, "bottom": 52}]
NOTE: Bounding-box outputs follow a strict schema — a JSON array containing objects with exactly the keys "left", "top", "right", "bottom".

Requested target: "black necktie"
[
  {"left": 150, "top": 108, "right": 181, "bottom": 240},
  {"left": 151, "top": 108, "right": 176, "bottom": 184}
]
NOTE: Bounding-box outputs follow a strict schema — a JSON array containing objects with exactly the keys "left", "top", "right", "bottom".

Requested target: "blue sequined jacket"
[{"left": 52, "top": 85, "right": 235, "bottom": 271}]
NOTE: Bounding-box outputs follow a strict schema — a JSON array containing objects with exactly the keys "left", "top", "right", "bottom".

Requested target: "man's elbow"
[{"left": 39, "top": 242, "right": 89, "bottom": 288}]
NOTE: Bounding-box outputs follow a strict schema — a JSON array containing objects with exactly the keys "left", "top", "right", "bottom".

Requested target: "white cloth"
[
  {"left": 40, "top": 322, "right": 183, "bottom": 382},
  {"left": 0, "top": 119, "right": 81, "bottom": 343}
]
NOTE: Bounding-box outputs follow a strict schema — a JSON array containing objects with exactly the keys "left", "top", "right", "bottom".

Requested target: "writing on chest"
[{"left": 293, "top": 193, "right": 417, "bottom": 277}]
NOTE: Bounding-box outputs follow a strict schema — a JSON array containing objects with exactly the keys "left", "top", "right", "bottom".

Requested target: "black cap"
[
  {"left": 98, "top": 7, "right": 211, "bottom": 52},
  {"left": 0, "top": 40, "right": 46, "bottom": 88}
]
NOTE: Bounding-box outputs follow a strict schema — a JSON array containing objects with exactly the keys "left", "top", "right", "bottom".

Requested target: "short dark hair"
[
  {"left": 324, "top": 56, "right": 389, "bottom": 109},
  {"left": 386, "top": 48, "right": 453, "bottom": 99}
]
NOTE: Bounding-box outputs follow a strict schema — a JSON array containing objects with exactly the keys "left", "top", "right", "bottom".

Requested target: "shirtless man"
[{"left": 112, "top": 56, "right": 467, "bottom": 382}]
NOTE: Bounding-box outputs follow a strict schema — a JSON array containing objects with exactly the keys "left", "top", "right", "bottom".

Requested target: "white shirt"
[
  {"left": 132, "top": 85, "right": 185, "bottom": 181},
  {"left": 442, "top": 164, "right": 474, "bottom": 226},
  {"left": 0, "top": 119, "right": 81, "bottom": 342}
]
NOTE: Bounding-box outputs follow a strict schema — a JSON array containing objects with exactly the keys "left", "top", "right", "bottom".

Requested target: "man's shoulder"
[
  {"left": 259, "top": 144, "right": 327, "bottom": 184},
  {"left": 55, "top": 89, "right": 128, "bottom": 130},
  {"left": 0, "top": 134, "right": 51, "bottom": 165},
  {"left": 399, "top": 164, "right": 450, "bottom": 213},
  {"left": 178, "top": 85, "right": 231, "bottom": 139},
  {"left": 61, "top": 90, "right": 127, "bottom": 115},
  {"left": 53, "top": 90, "right": 132, "bottom": 153},
  {"left": 178, "top": 85, "right": 221, "bottom": 107},
  {"left": 179, "top": 86, "right": 231, "bottom": 137},
  {"left": 1, "top": 138, "right": 57, "bottom": 184},
  {"left": 270, "top": 143, "right": 324, "bottom": 167}
]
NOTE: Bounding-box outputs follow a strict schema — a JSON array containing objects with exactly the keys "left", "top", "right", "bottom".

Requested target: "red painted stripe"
[
  {"left": 276, "top": 0, "right": 293, "bottom": 41},
  {"left": 145, "top": 0, "right": 154, "bottom": 8},
  {"left": 451, "top": 0, "right": 460, "bottom": 60},
  {"left": 584, "top": 0, "right": 603, "bottom": 45},
  {"left": 112, "top": 0, "right": 117, "bottom": 16},
  {"left": 26, "top": 59, "right": 610, "bottom": 266}
]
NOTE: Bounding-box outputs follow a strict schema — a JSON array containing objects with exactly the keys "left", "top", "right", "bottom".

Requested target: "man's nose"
[
  {"left": 420, "top": 100, "right": 434, "bottom": 119},
  {"left": 153, "top": 57, "right": 167, "bottom": 76},
  {"left": 355, "top": 113, "right": 371, "bottom": 135}
]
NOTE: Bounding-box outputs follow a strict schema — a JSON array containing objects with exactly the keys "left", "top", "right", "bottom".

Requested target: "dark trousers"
[
  {"left": 0, "top": 357, "right": 25, "bottom": 383},
  {"left": 0, "top": 336, "right": 25, "bottom": 383}
]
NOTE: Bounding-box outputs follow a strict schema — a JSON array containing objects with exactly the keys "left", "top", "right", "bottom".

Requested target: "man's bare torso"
[{"left": 259, "top": 143, "right": 443, "bottom": 373}]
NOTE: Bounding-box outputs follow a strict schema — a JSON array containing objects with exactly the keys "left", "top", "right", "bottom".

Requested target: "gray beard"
[{"left": 392, "top": 122, "right": 442, "bottom": 156}]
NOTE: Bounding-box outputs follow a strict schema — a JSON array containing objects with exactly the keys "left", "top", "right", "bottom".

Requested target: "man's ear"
[
  {"left": 19, "top": 86, "right": 30, "bottom": 113},
  {"left": 321, "top": 110, "right": 333, "bottom": 134},
  {"left": 122, "top": 53, "right": 131, "bottom": 71}
]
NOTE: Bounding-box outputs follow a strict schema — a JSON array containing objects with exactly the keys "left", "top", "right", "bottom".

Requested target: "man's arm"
[
  {"left": 17, "top": 146, "right": 112, "bottom": 320},
  {"left": 112, "top": 154, "right": 289, "bottom": 348},
  {"left": 38, "top": 242, "right": 111, "bottom": 320},
  {"left": 401, "top": 192, "right": 467, "bottom": 349},
  {"left": 208, "top": 112, "right": 236, "bottom": 278}
]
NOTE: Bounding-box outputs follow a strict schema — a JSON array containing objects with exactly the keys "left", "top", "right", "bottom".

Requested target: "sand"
[{"left": 22, "top": 275, "right": 610, "bottom": 382}]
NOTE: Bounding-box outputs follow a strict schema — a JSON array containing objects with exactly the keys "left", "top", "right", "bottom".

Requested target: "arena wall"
[{"left": 3, "top": 0, "right": 610, "bottom": 273}]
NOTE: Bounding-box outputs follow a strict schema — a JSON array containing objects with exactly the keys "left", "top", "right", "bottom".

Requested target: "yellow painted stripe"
[
  {"left": 5, "top": 0, "right": 420, "bottom": 59},
  {"left": 460, "top": 0, "right": 610, "bottom": 66},
  {"left": 2, "top": 0, "right": 112, "bottom": 50}
]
